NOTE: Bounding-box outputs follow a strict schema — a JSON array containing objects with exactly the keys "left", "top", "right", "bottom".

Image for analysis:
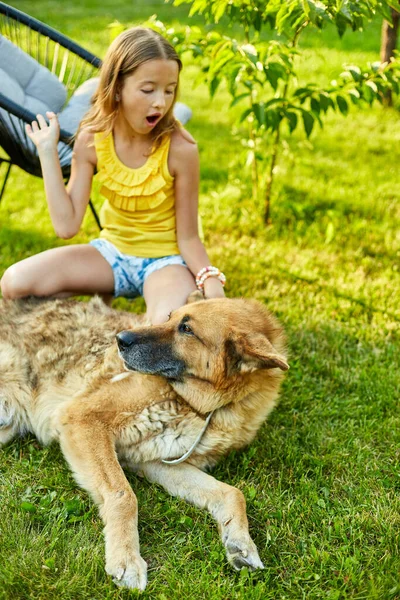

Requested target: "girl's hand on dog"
[
  {"left": 25, "top": 111, "right": 60, "bottom": 153},
  {"left": 203, "top": 276, "right": 225, "bottom": 299}
]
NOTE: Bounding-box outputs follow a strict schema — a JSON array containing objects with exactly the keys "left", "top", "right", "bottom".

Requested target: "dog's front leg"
[
  {"left": 139, "top": 461, "right": 264, "bottom": 571},
  {"left": 59, "top": 413, "right": 147, "bottom": 591}
]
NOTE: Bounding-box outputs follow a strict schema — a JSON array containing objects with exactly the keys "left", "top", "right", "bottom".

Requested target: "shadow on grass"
[
  {"left": 208, "top": 317, "right": 399, "bottom": 574},
  {"left": 275, "top": 184, "right": 393, "bottom": 226}
]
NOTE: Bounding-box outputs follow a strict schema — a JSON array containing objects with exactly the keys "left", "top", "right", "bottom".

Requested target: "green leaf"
[
  {"left": 63, "top": 498, "right": 83, "bottom": 517},
  {"left": 227, "top": 63, "right": 243, "bottom": 96},
  {"left": 209, "top": 76, "right": 221, "bottom": 98},
  {"left": 336, "top": 94, "right": 349, "bottom": 115},
  {"left": 265, "top": 108, "right": 281, "bottom": 131},
  {"left": 371, "top": 61, "right": 381, "bottom": 73},
  {"left": 44, "top": 557, "right": 56, "bottom": 570},
  {"left": 21, "top": 501, "right": 36, "bottom": 513},
  {"left": 210, "top": 38, "right": 230, "bottom": 60},
  {"left": 302, "top": 110, "right": 315, "bottom": 137},
  {"left": 293, "top": 86, "right": 316, "bottom": 98},
  {"left": 361, "top": 82, "right": 374, "bottom": 104},
  {"left": 230, "top": 93, "right": 251, "bottom": 108},
  {"left": 265, "top": 61, "right": 288, "bottom": 90},
  {"left": 241, "top": 43, "right": 258, "bottom": 65},
  {"left": 335, "top": 14, "right": 348, "bottom": 37},
  {"left": 247, "top": 486, "right": 257, "bottom": 500},
  {"left": 276, "top": 0, "right": 303, "bottom": 34},
  {"left": 208, "top": 50, "right": 234, "bottom": 81},
  {"left": 310, "top": 97, "right": 320, "bottom": 115},
  {"left": 254, "top": 9, "right": 262, "bottom": 32},
  {"left": 348, "top": 88, "right": 361, "bottom": 104},
  {"left": 319, "top": 92, "right": 334, "bottom": 112},
  {"left": 302, "top": 0, "right": 310, "bottom": 18},
  {"left": 253, "top": 103, "right": 266, "bottom": 127},
  {"left": 347, "top": 65, "right": 362, "bottom": 82},
  {"left": 285, "top": 110, "right": 298, "bottom": 132},
  {"left": 365, "top": 80, "right": 378, "bottom": 94},
  {"left": 305, "top": 0, "right": 331, "bottom": 28},
  {"left": 325, "top": 222, "right": 335, "bottom": 244},
  {"left": 213, "top": 0, "right": 230, "bottom": 23},
  {"left": 239, "top": 107, "right": 253, "bottom": 123}
]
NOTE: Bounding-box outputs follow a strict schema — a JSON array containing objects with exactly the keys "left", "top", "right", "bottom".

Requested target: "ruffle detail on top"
[{"left": 95, "top": 132, "right": 172, "bottom": 212}]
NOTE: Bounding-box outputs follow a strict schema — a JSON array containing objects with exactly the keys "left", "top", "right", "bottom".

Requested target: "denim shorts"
[{"left": 90, "top": 238, "right": 187, "bottom": 298}]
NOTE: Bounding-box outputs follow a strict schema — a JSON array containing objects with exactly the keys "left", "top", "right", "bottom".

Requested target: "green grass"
[{"left": 1, "top": 1, "right": 400, "bottom": 599}]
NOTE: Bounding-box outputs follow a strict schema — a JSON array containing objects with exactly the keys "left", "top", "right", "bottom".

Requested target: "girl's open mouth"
[{"left": 146, "top": 114, "right": 161, "bottom": 125}]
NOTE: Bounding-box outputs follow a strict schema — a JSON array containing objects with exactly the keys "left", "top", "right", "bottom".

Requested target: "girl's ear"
[{"left": 115, "top": 81, "right": 122, "bottom": 103}]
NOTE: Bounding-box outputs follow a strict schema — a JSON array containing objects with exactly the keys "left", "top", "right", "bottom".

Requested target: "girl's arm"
[
  {"left": 170, "top": 130, "right": 225, "bottom": 299},
  {"left": 26, "top": 112, "right": 95, "bottom": 239}
]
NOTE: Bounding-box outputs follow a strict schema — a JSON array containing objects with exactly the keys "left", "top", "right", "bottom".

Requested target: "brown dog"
[{"left": 0, "top": 295, "right": 288, "bottom": 590}]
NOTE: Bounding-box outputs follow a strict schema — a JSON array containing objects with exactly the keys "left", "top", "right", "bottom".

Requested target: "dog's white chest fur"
[{"left": 115, "top": 402, "right": 209, "bottom": 465}]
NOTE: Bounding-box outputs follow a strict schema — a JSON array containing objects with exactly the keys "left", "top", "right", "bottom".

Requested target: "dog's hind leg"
[
  {"left": 139, "top": 461, "right": 265, "bottom": 572},
  {"left": 0, "top": 399, "right": 17, "bottom": 445},
  {"left": 58, "top": 410, "right": 147, "bottom": 591},
  {"left": 0, "top": 343, "right": 30, "bottom": 446}
]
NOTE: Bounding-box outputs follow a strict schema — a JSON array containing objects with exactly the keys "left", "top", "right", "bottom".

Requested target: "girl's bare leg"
[
  {"left": 0, "top": 245, "right": 115, "bottom": 299},
  {"left": 143, "top": 265, "right": 196, "bottom": 324}
]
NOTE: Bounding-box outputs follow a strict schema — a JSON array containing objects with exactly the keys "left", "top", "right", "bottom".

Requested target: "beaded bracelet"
[{"left": 195, "top": 266, "right": 226, "bottom": 292}]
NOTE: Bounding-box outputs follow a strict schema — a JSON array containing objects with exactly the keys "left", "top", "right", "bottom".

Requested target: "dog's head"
[{"left": 116, "top": 298, "right": 288, "bottom": 413}]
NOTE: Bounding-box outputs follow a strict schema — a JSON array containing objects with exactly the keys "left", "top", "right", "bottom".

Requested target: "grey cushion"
[
  {"left": 0, "top": 35, "right": 68, "bottom": 155},
  {"left": 58, "top": 77, "right": 99, "bottom": 134},
  {"left": 174, "top": 102, "right": 192, "bottom": 125},
  {"left": 0, "top": 35, "right": 67, "bottom": 113},
  {"left": 57, "top": 78, "right": 99, "bottom": 166}
]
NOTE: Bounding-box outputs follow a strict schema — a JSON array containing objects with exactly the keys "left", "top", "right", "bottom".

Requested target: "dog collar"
[{"left": 161, "top": 410, "right": 214, "bottom": 465}]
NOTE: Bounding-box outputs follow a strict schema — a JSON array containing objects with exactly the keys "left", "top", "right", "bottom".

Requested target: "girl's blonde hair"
[{"left": 79, "top": 27, "right": 182, "bottom": 149}]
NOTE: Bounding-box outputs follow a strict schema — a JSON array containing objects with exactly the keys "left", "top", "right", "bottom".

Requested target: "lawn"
[{"left": 0, "top": 1, "right": 399, "bottom": 599}]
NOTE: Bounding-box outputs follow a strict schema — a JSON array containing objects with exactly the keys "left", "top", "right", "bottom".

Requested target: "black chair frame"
[{"left": 0, "top": 2, "right": 102, "bottom": 228}]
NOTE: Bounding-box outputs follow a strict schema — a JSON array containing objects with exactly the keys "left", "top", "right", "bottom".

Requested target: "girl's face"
[{"left": 118, "top": 59, "right": 179, "bottom": 136}]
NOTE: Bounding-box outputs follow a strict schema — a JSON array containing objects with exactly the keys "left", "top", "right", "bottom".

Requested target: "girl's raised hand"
[{"left": 25, "top": 111, "right": 60, "bottom": 152}]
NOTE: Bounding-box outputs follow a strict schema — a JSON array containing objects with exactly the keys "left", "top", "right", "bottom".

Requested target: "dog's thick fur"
[{"left": 0, "top": 295, "right": 288, "bottom": 590}]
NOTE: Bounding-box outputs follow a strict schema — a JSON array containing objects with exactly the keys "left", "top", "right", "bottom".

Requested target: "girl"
[{"left": 0, "top": 27, "right": 225, "bottom": 324}]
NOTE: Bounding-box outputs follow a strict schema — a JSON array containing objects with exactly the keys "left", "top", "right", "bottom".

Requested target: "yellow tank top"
[{"left": 94, "top": 131, "right": 180, "bottom": 258}]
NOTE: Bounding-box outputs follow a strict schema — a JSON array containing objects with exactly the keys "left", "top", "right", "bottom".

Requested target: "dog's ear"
[
  {"left": 226, "top": 331, "right": 289, "bottom": 374},
  {"left": 186, "top": 290, "right": 204, "bottom": 304}
]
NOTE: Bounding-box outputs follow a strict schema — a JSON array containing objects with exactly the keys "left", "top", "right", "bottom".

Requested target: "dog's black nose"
[{"left": 116, "top": 330, "right": 137, "bottom": 350}]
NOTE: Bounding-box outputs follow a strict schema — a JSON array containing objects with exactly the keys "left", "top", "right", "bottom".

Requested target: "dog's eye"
[{"left": 178, "top": 322, "right": 193, "bottom": 335}]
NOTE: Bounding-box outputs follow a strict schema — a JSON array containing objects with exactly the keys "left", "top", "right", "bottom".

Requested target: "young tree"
[
  {"left": 381, "top": 8, "right": 399, "bottom": 63},
  {"left": 381, "top": 8, "right": 399, "bottom": 104},
  {"left": 168, "top": 0, "right": 400, "bottom": 223}
]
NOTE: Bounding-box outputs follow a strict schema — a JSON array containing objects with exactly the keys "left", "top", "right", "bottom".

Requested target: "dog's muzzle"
[{"left": 116, "top": 330, "right": 186, "bottom": 381}]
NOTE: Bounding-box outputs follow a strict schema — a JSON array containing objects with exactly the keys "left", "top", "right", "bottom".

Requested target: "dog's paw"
[
  {"left": 224, "top": 534, "right": 265, "bottom": 572},
  {"left": 106, "top": 555, "right": 148, "bottom": 591},
  {"left": 186, "top": 290, "right": 204, "bottom": 304}
]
